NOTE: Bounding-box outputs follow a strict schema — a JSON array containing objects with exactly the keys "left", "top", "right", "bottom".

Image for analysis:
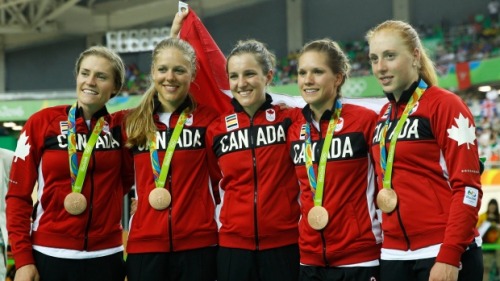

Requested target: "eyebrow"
[{"left": 80, "top": 68, "right": 109, "bottom": 76}]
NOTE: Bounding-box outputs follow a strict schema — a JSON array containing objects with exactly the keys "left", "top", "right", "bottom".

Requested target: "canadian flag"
[{"left": 179, "top": 10, "right": 232, "bottom": 114}]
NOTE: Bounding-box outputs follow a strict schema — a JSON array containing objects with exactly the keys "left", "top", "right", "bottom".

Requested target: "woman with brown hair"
[{"left": 7, "top": 46, "right": 132, "bottom": 281}]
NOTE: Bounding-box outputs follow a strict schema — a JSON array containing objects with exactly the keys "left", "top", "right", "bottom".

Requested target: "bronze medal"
[
  {"left": 149, "top": 188, "right": 171, "bottom": 210},
  {"left": 377, "top": 188, "right": 398, "bottom": 213},
  {"left": 307, "top": 206, "right": 329, "bottom": 230},
  {"left": 64, "top": 192, "right": 87, "bottom": 215}
]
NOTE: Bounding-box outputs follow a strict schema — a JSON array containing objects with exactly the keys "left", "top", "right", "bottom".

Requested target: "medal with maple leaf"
[{"left": 446, "top": 113, "right": 476, "bottom": 149}]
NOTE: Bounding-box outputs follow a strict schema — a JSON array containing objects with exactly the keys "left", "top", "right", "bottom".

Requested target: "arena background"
[{"left": 1, "top": 0, "right": 499, "bottom": 279}]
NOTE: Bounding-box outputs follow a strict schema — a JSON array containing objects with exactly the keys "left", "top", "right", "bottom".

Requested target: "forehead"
[
  {"left": 155, "top": 47, "right": 190, "bottom": 65},
  {"left": 298, "top": 51, "right": 329, "bottom": 68},
  {"left": 369, "top": 30, "right": 406, "bottom": 54},
  {"left": 79, "top": 55, "right": 114, "bottom": 74},
  {"left": 227, "top": 53, "right": 261, "bottom": 71}
]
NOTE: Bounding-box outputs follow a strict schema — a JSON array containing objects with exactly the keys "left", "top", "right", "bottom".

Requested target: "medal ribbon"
[
  {"left": 380, "top": 80, "right": 427, "bottom": 190},
  {"left": 68, "top": 103, "right": 105, "bottom": 193},
  {"left": 304, "top": 99, "right": 342, "bottom": 207},
  {"left": 149, "top": 110, "right": 188, "bottom": 189}
]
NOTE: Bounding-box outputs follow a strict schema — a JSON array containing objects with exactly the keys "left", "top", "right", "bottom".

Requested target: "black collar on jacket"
[
  {"left": 152, "top": 94, "right": 193, "bottom": 115},
  {"left": 66, "top": 103, "right": 110, "bottom": 120},
  {"left": 231, "top": 93, "right": 274, "bottom": 114},
  {"left": 301, "top": 97, "right": 339, "bottom": 123},
  {"left": 385, "top": 79, "right": 420, "bottom": 104}
]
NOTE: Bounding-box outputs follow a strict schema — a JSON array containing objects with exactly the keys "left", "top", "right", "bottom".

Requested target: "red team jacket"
[
  {"left": 287, "top": 102, "right": 382, "bottom": 266},
  {"left": 371, "top": 80, "right": 482, "bottom": 267},
  {"left": 6, "top": 105, "right": 133, "bottom": 268},
  {"left": 124, "top": 98, "right": 221, "bottom": 254},
  {"left": 206, "top": 95, "right": 301, "bottom": 251}
]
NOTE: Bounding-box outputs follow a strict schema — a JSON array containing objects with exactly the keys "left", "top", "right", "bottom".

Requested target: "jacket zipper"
[
  {"left": 321, "top": 231, "right": 329, "bottom": 267},
  {"left": 249, "top": 117, "right": 260, "bottom": 250},
  {"left": 397, "top": 210, "right": 411, "bottom": 249}
]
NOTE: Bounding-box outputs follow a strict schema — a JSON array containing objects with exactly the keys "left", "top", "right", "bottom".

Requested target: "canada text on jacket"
[{"left": 213, "top": 124, "right": 286, "bottom": 156}]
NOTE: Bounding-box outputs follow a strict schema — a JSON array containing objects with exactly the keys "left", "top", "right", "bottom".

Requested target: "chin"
[
  {"left": 78, "top": 97, "right": 97, "bottom": 105},
  {"left": 302, "top": 97, "right": 315, "bottom": 105},
  {"left": 237, "top": 99, "right": 253, "bottom": 106},
  {"left": 381, "top": 86, "right": 393, "bottom": 93}
]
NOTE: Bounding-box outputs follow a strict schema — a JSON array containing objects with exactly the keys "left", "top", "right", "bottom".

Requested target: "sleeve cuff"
[
  {"left": 436, "top": 244, "right": 463, "bottom": 267},
  {"left": 13, "top": 250, "right": 35, "bottom": 269}
]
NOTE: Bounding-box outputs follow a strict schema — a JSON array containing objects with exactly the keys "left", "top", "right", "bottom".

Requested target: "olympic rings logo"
[{"left": 342, "top": 80, "right": 367, "bottom": 97}]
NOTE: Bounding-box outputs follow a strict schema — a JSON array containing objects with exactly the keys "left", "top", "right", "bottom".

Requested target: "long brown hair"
[{"left": 299, "top": 38, "right": 351, "bottom": 97}]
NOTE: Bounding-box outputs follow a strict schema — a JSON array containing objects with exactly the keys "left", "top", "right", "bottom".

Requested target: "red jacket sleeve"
[
  {"left": 6, "top": 112, "right": 44, "bottom": 268},
  {"left": 431, "top": 88, "right": 482, "bottom": 266}
]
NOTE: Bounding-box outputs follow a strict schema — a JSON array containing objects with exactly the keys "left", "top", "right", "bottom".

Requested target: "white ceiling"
[{"left": 0, "top": 0, "right": 267, "bottom": 51}]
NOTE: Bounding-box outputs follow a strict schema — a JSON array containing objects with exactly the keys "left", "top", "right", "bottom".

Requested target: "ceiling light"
[
  {"left": 3, "top": 122, "right": 16, "bottom": 128},
  {"left": 479, "top": 85, "right": 492, "bottom": 92}
]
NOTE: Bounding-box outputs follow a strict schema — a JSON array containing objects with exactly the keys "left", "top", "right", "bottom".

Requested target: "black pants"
[
  {"left": 126, "top": 246, "right": 217, "bottom": 281},
  {"left": 300, "top": 265, "right": 380, "bottom": 281},
  {"left": 218, "top": 244, "right": 300, "bottom": 281},
  {"left": 380, "top": 247, "right": 483, "bottom": 281},
  {"left": 33, "top": 250, "right": 125, "bottom": 281}
]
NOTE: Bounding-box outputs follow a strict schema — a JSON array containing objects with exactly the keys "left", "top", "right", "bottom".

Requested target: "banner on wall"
[
  {"left": 272, "top": 56, "right": 500, "bottom": 98},
  {"left": 455, "top": 61, "right": 471, "bottom": 90},
  {"left": 0, "top": 95, "right": 143, "bottom": 121},
  {"left": 2, "top": 57, "right": 500, "bottom": 121},
  {"left": 270, "top": 75, "right": 384, "bottom": 98}
]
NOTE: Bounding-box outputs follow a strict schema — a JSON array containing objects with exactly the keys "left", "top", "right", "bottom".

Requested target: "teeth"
[
  {"left": 239, "top": 90, "right": 251, "bottom": 96},
  {"left": 83, "top": 89, "right": 97, "bottom": 95},
  {"left": 162, "top": 84, "right": 180, "bottom": 92},
  {"left": 304, "top": 89, "right": 317, "bottom": 94}
]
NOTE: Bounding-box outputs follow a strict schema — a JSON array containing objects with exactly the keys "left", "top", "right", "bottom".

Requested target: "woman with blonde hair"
[{"left": 123, "top": 37, "right": 221, "bottom": 281}]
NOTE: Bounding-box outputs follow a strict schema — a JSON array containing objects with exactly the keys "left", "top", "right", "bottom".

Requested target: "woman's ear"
[
  {"left": 266, "top": 70, "right": 274, "bottom": 86},
  {"left": 413, "top": 48, "right": 421, "bottom": 68},
  {"left": 335, "top": 73, "right": 344, "bottom": 87}
]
